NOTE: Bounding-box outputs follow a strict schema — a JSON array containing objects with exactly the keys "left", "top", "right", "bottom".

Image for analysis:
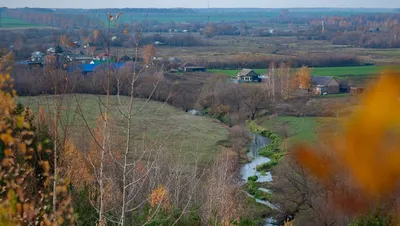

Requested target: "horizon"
[
  {"left": 2, "top": 0, "right": 400, "bottom": 10},
  {"left": 3, "top": 7, "right": 400, "bottom": 9}
]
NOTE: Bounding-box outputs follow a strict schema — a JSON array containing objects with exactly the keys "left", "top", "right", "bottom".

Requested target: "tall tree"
[
  {"left": 93, "top": 30, "right": 101, "bottom": 41},
  {"left": 242, "top": 84, "right": 270, "bottom": 120},
  {"left": 297, "top": 65, "right": 312, "bottom": 90},
  {"left": 204, "top": 25, "right": 216, "bottom": 38},
  {"left": 143, "top": 44, "right": 156, "bottom": 66},
  {"left": 59, "top": 35, "right": 69, "bottom": 46}
]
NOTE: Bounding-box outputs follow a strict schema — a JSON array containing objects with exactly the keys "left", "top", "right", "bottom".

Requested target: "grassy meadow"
[
  {"left": 257, "top": 116, "right": 339, "bottom": 145},
  {"left": 0, "top": 17, "right": 44, "bottom": 28},
  {"left": 17, "top": 94, "right": 228, "bottom": 164}
]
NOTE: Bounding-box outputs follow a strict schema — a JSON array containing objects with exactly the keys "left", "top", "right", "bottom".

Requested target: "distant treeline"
[{"left": 191, "top": 53, "right": 364, "bottom": 69}]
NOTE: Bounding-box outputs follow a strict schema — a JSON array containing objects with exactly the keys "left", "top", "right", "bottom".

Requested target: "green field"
[
  {"left": 17, "top": 94, "right": 228, "bottom": 164},
  {"left": 257, "top": 116, "right": 338, "bottom": 145},
  {"left": 0, "top": 17, "right": 44, "bottom": 28},
  {"left": 210, "top": 65, "right": 400, "bottom": 78},
  {"left": 98, "top": 11, "right": 280, "bottom": 24},
  {"left": 94, "top": 9, "right": 388, "bottom": 25}
]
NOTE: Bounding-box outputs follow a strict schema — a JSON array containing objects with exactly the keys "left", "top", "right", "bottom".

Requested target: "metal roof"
[
  {"left": 237, "top": 69, "right": 255, "bottom": 77},
  {"left": 311, "top": 76, "right": 334, "bottom": 86}
]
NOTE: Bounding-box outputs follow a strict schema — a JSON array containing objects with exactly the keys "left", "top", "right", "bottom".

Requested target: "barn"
[{"left": 311, "top": 76, "right": 340, "bottom": 95}]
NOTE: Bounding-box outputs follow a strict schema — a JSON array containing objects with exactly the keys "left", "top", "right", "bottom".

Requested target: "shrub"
[
  {"left": 248, "top": 175, "right": 258, "bottom": 182},
  {"left": 246, "top": 181, "right": 259, "bottom": 195},
  {"left": 254, "top": 190, "right": 272, "bottom": 202}
]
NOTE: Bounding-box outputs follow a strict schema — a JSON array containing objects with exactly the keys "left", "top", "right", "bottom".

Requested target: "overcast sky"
[{"left": 2, "top": 0, "right": 400, "bottom": 9}]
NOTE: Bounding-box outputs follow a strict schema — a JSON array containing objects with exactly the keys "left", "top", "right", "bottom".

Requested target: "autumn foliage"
[
  {"left": 292, "top": 70, "right": 400, "bottom": 218},
  {"left": 297, "top": 65, "right": 312, "bottom": 90},
  {"left": 0, "top": 71, "right": 75, "bottom": 224},
  {"left": 149, "top": 185, "right": 171, "bottom": 210},
  {"left": 143, "top": 44, "right": 156, "bottom": 65},
  {"left": 60, "top": 139, "right": 93, "bottom": 190}
]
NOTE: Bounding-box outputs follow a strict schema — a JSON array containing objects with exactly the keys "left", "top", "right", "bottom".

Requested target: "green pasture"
[
  {"left": 210, "top": 65, "right": 400, "bottom": 78},
  {"left": 0, "top": 17, "right": 44, "bottom": 28}
]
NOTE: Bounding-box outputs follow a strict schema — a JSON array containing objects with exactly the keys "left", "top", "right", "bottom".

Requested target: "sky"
[{"left": 2, "top": 0, "right": 400, "bottom": 9}]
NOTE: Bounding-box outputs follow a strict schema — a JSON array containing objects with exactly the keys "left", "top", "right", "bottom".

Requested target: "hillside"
[{"left": 17, "top": 94, "right": 228, "bottom": 164}]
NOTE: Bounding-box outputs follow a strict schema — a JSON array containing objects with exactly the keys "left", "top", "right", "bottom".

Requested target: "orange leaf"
[{"left": 292, "top": 144, "right": 333, "bottom": 183}]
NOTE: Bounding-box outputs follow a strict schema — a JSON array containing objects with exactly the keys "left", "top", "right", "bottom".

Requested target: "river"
[{"left": 240, "top": 133, "right": 279, "bottom": 226}]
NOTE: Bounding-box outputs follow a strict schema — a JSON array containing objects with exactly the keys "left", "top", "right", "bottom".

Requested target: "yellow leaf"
[
  {"left": 37, "top": 143, "right": 43, "bottom": 152},
  {"left": 0, "top": 133, "right": 14, "bottom": 145},
  {"left": 7, "top": 189, "right": 17, "bottom": 214},
  {"left": 40, "top": 161, "right": 50, "bottom": 174},
  {"left": 16, "top": 115, "right": 24, "bottom": 128},
  {"left": 23, "top": 122, "right": 30, "bottom": 129}
]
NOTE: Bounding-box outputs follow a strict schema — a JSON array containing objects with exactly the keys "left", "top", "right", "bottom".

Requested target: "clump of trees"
[
  {"left": 191, "top": 53, "right": 363, "bottom": 70},
  {"left": 332, "top": 28, "right": 400, "bottom": 48}
]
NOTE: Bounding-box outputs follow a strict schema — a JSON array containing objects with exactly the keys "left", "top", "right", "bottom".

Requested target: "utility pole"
[
  {"left": 0, "top": 10, "right": 2, "bottom": 28},
  {"left": 207, "top": 0, "right": 210, "bottom": 23}
]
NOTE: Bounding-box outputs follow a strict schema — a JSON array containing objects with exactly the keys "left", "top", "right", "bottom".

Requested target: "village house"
[
  {"left": 118, "top": 55, "right": 133, "bottom": 62},
  {"left": 95, "top": 53, "right": 112, "bottom": 61},
  {"left": 237, "top": 69, "right": 261, "bottom": 83},
  {"left": 183, "top": 66, "right": 206, "bottom": 72},
  {"left": 168, "top": 57, "right": 182, "bottom": 64},
  {"left": 178, "top": 62, "right": 206, "bottom": 72},
  {"left": 178, "top": 62, "right": 195, "bottom": 71},
  {"left": 310, "top": 76, "right": 340, "bottom": 95},
  {"left": 73, "top": 56, "right": 93, "bottom": 64},
  {"left": 46, "top": 47, "right": 56, "bottom": 54},
  {"left": 30, "top": 51, "right": 45, "bottom": 64}
]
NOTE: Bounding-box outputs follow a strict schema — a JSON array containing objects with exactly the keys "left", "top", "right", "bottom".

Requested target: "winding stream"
[
  {"left": 240, "top": 133, "right": 279, "bottom": 226},
  {"left": 187, "top": 110, "right": 279, "bottom": 225}
]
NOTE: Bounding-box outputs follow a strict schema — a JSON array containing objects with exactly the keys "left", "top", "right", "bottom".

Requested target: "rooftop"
[
  {"left": 311, "top": 76, "right": 334, "bottom": 86},
  {"left": 237, "top": 69, "right": 255, "bottom": 77}
]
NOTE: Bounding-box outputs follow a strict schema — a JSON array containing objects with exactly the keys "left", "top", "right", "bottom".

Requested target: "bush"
[
  {"left": 254, "top": 190, "right": 272, "bottom": 202},
  {"left": 248, "top": 175, "right": 258, "bottom": 182},
  {"left": 246, "top": 181, "right": 259, "bottom": 195},
  {"left": 256, "top": 160, "right": 278, "bottom": 172}
]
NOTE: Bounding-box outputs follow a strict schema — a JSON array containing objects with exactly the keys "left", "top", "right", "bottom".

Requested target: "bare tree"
[
  {"left": 202, "top": 148, "right": 242, "bottom": 224},
  {"left": 266, "top": 62, "right": 277, "bottom": 102},
  {"left": 242, "top": 84, "right": 270, "bottom": 120}
]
